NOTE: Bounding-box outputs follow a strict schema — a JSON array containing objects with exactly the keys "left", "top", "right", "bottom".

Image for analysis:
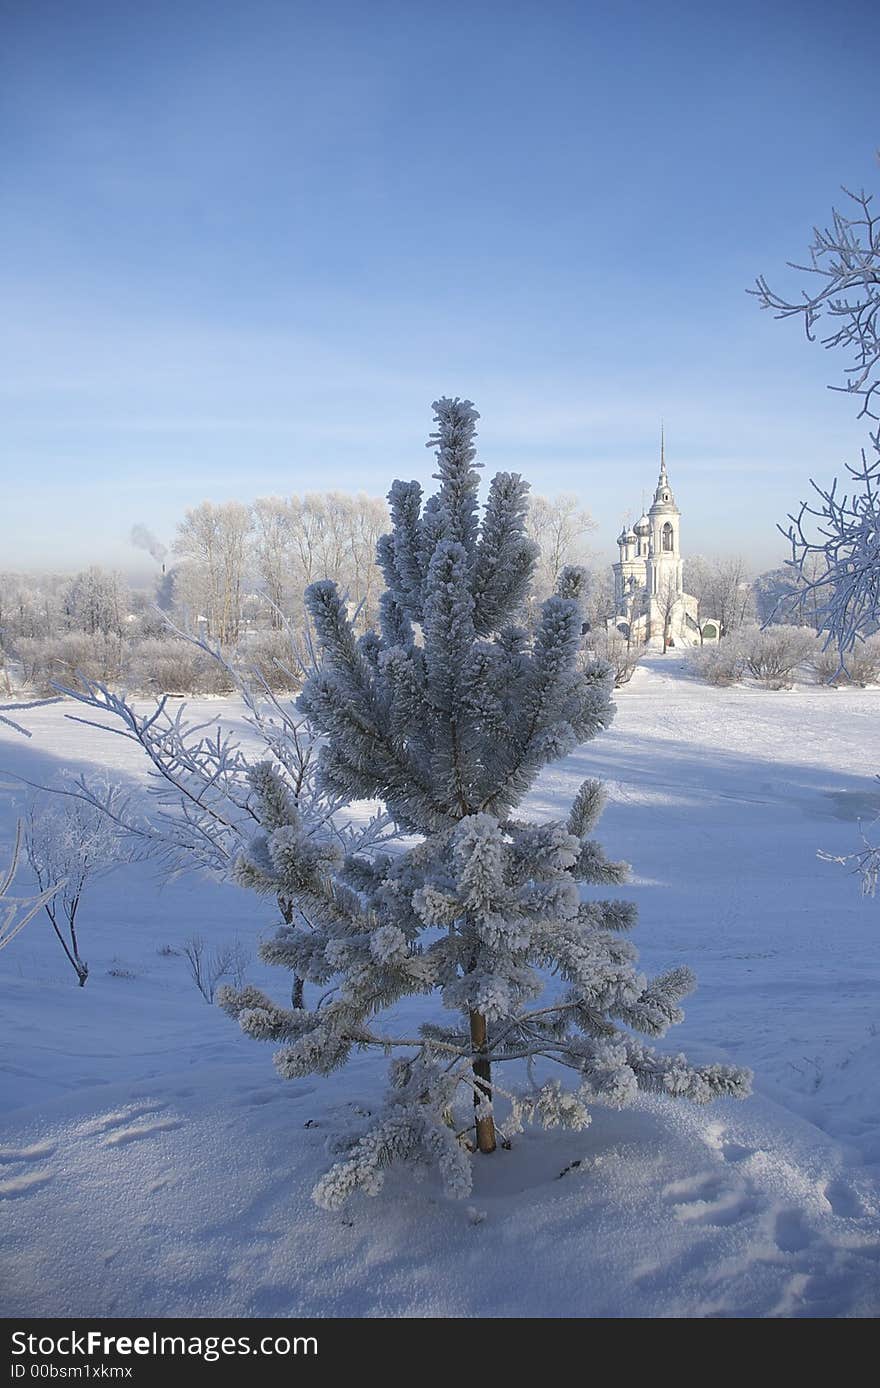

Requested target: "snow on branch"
[
  {"left": 0, "top": 822, "right": 64, "bottom": 953},
  {"left": 780, "top": 426, "right": 880, "bottom": 662},
  {"left": 757, "top": 180, "right": 880, "bottom": 897},
  {"left": 751, "top": 186, "right": 880, "bottom": 419},
  {"left": 0, "top": 697, "right": 64, "bottom": 738}
]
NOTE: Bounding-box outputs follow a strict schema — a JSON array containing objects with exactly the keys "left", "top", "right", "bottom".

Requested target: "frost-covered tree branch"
[
  {"left": 780, "top": 428, "right": 880, "bottom": 664},
  {"left": 819, "top": 816, "right": 880, "bottom": 899},
  {"left": 756, "top": 178, "right": 880, "bottom": 895},
  {"left": 752, "top": 186, "right": 880, "bottom": 419},
  {"left": 0, "top": 822, "right": 64, "bottom": 953},
  {"left": 0, "top": 697, "right": 63, "bottom": 737}
]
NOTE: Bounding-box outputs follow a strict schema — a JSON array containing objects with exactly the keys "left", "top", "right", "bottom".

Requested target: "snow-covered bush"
[
  {"left": 14, "top": 632, "right": 271, "bottom": 699},
  {"left": 216, "top": 398, "right": 751, "bottom": 1209},
  {"left": 0, "top": 645, "right": 12, "bottom": 697},
  {"left": 841, "top": 636, "right": 880, "bottom": 687},
  {"left": 238, "top": 630, "right": 302, "bottom": 693},
  {"left": 125, "top": 637, "right": 235, "bottom": 696},
  {"left": 687, "top": 637, "right": 746, "bottom": 686},
  {"left": 740, "top": 624, "right": 817, "bottom": 689},
  {"left": 689, "top": 627, "right": 817, "bottom": 689},
  {"left": 12, "top": 638, "right": 46, "bottom": 691},
  {"left": 812, "top": 633, "right": 880, "bottom": 687},
  {"left": 14, "top": 632, "right": 127, "bottom": 697},
  {"left": 24, "top": 795, "right": 121, "bottom": 985},
  {"left": 811, "top": 646, "right": 849, "bottom": 687},
  {"left": 125, "top": 638, "right": 208, "bottom": 695},
  {"left": 584, "top": 629, "right": 642, "bottom": 687}
]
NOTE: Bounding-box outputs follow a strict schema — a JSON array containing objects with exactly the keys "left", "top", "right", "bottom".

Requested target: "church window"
[{"left": 662, "top": 522, "right": 674, "bottom": 552}]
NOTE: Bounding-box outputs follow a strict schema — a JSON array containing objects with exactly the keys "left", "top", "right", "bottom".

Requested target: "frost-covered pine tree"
[{"left": 220, "top": 398, "right": 751, "bottom": 1207}]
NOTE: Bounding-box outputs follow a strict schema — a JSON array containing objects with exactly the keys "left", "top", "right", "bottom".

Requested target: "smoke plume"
[{"left": 130, "top": 524, "right": 168, "bottom": 565}]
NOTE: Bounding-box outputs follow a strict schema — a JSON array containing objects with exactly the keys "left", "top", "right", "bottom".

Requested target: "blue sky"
[{"left": 1, "top": 0, "right": 877, "bottom": 578}]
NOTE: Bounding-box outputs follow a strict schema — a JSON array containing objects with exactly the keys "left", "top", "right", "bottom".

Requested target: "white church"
[{"left": 610, "top": 434, "right": 712, "bottom": 648}]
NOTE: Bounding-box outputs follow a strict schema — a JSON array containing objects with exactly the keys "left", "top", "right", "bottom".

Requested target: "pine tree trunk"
[
  {"left": 469, "top": 1009, "right": 496, "bottom": 1153},
  {"left": 278, "top": 895, "right": 304, "bottom": 1008}
]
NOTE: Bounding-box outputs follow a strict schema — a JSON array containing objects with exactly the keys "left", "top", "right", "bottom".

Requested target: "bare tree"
[
  {"left": 24, "top": 796, "right": 120, "bottom": 984},
  {"left": 584, "top": 629, "right": 641, "bottom": 686},
  {"left": 757, "top": 176, "right": 880, "bottom": 663},
  {"left": 344, "top": 494, "right": 388, "bottom": 627},
  {"left": 755, "top": 174, "right": 880, "bottom": 891},
  {"left": 781, "top": 441, "right": 880, "bottom": 661},
  {"left": 252, "top": 497, "right": 298, "bottom": 628},
  {"left": 251, "top": 493, "right": 387, "bottom": 630},
  {"left": 527, "top": 494, "right": 596, "bottom": 598},
  {"left": 62, "top": 567, "right": 127, "bottom": 637},
  {"left": 653, "top": 575, "right": 680, "bottom": 653},
  {"left": 683, "top": 555, "right": 753, "bottom": 637},
  {"left": 716, "top": 557, "right": 754, "bottom": 634},
  {"left": 582, "top": 565, "right": 617, "bottom": 634},
  {"left": 682, "top": 555, "right": 712, "bottom": 641},
  {"left": 0, "top": 572, "right": 68, "bottom": 642},
  {"left": 174, "top": 501, "right": 253, "bottom": 644},
  {"left": 754, "top": 554, "right": 832, "bottom": 631}
]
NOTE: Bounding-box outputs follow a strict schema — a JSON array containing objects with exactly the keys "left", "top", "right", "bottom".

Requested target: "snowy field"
[{"left": 1, "top": 655, "right": 878, "bottom": 1318}]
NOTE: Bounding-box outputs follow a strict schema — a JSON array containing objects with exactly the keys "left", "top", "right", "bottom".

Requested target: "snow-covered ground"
[{"left": 1, "top": 656, "right": 878, "bottom": 1318}]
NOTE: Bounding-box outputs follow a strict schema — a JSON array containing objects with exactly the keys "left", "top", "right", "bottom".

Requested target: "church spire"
[{"left": 651, "top": 421, "right": 677, "bottom": 510}]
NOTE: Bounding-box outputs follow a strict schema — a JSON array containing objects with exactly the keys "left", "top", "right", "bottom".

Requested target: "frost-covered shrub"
[
  {"left": 12, "top": 638, "right": 48, "bottom": 692},
  {"left": 812, "top": 633, "right": 880, "bottom": 687},
  {"left": 0, "top": 645, "right": 12, "bottom": 697},
  {"left": 691, "top": 626, "right": 818, "bottom": 690},
  {"left": 15, "top": 629, "right": 302, "bottom": 699},
  {"left": 14, "top": 632, "right": 128, "bottom": 696},
  {"left": 126, "top": 638, "right": 208, "bottom": 695},
  {"left": 844, "top": 635, "right": 880, "bottom": 686},
  {"left": 199, "top": 653, "right": 236, "bottom": 695},
  {"left": 24, "top": 795, "right": 121, "bottom": 985},
  {"left": 125, "top": 638, "right": 233, "bottom": 695},
  {"left": 129, "top": 632, "right": 302, "bottom": 697},
  {"left": 812, "top": 645, "right": 849, "bottom": 687},
  {"left": 740, "top": 624, "right": 817, "bottom": 689},
  {"left": 238, "top": 630, "right": 302, "bottom": 692},
  {"left": 584, "top": 629, "right": 642, "bottom": 687},
  {"left": 687, "top": 637, "right": 746, "bottom": 686},
  {"left": 182, "top": 933, "right": 249, "bottom": 1002}
]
